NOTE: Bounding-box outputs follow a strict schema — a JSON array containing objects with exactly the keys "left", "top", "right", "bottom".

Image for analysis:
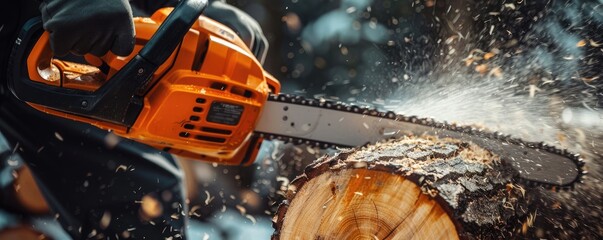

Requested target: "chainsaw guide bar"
[{"left": 255, "top": 93, "right": 586, "bottom": 190}]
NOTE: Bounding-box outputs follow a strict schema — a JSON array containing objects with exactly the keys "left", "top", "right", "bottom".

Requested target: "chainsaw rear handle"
[{"left": 8, "top": 0, "right": 208, "bottom": 127}]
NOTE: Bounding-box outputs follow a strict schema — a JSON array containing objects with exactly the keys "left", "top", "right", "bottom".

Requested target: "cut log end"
[
  {"left": 279, "top": 168, "right": 458, "bottom": 239},
  {"left": 273, "top": 136, "right": 532, "bottom": 239}
]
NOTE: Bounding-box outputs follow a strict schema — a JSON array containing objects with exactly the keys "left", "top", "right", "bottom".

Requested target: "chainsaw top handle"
[{"left": 8, "top": 0, "right": 208, "bottom": 127}]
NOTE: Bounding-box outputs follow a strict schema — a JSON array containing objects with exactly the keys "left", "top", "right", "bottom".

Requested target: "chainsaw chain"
[{"left": 258, "top": 93, "right": 586, "bottom": 190}]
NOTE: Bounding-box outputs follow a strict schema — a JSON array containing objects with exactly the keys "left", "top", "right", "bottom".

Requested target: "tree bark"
[{"left": 273, "top": 136, "right": 536, "bottom": 239}]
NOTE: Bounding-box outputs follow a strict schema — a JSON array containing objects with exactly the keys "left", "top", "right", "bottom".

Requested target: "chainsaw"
[{"left": 7, "top": 0, "right": 585, "bottom": 190}]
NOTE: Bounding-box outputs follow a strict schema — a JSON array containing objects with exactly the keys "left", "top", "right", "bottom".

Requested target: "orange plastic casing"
[{"left": 25, "top": 8, "right": 281, "bottom": 165}]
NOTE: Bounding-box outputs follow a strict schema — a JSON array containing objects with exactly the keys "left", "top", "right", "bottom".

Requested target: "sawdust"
[{"left": 340, "top": 135, "right": 500, "bottom": 178}]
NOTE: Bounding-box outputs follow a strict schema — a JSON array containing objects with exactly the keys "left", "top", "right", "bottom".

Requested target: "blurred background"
[
  {"left": 191, "top": 0, "right": 603, "bottom": 238},
  {"left": 1, "top": 0, "right": 602, "bottom": 239}
]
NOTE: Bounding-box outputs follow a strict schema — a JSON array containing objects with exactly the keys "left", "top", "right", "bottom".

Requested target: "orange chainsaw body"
[{"left": 23, "top": 8, "right": 281, "bottom": 165}]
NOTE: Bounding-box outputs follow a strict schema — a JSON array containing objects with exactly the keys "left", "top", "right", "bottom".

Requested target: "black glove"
[
  {"left": 204, "top": 0, "right": 268, "bottom": 63},
  {"left": 39, "top": 0, "right": 135, "bottom": 57}
]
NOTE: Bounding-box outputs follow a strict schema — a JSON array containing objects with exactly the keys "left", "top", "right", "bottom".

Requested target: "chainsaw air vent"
[
  {"left": 190, "top": 116, "right": 200, "bottom": 121},
  {"left": 231, "top": 86, "right": 253, "bottom": 98},
  {"left": 183, "top": 124, "right": 195, "bottom": 129},
  {"left": 196, "top": 98, "right": 206, "bottom": 104},
  {"left": 179, "top": 132, "right": 190, "bottom": 138},
  {"left": 193, "top": 107, "right": 203, "bottom": 112},
  {"left": 201, "top": 127, "right": 232, "bottom": 135},
  {"left": 210, "top": 82, "right": 227, "bottom": 91},
  {"left": 195, "top": 135, "right": 226, "bottom": 143}
]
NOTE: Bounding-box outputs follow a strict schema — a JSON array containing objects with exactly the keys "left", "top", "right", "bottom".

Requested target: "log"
[
  {"left": 14, "top": 166, "right": 49, "bottom": 214},
  {"left": 273, "top": 136, "right": 536, "bottom": 239},
  {"left": 2, "top": 165, "right": 50, "bottom": 215},
  {"left": 0, "top": 226, "right": 47, "bottom": 240}
]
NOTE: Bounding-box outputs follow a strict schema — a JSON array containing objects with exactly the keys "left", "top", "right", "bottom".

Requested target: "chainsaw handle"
[
  {"left": 8, "top": 0, "right": 208, "bottom": 127},
  {"left": 140, "top": 0, "right": 208, "bottom": 66}
]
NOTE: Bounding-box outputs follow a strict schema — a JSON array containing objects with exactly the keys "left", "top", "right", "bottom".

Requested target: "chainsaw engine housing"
[{"left": 9, "top": 8, "right": 281, "bottom": 165}]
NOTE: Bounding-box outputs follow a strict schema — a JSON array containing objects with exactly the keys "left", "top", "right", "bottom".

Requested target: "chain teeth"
[
  {"left": 264, "top": 93, "right": 586, "bottom": 190},
  {"left": 255, "top": 131, "right": 339, "bottom": 150}
]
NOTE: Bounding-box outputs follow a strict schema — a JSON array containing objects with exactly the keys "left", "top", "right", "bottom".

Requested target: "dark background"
[
  {"left": 0, "top": 0, "right": 601, "bottom": 239},
  {"left": 224, "top": 0, "right": 603, "bottom": 238}
]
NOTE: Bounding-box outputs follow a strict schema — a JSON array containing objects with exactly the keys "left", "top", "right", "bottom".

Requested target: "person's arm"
[
  {"left": 0, "top": 100, "right": 189, "bottom": 239},
  {"left": 203, "top": 0, "right": 269, "bottom": 63},
  {"left": 128, "top": 0, "right": 268, "bottom": 63},
  {"left": 1, "top": 3, "right": 187, "bottom": 239},
  {"left": 39, "top": 0, "right": 135, "bottom": 56}
]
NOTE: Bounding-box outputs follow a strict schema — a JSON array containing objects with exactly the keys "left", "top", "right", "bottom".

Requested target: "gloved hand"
[
  {"left": 204, "top": 0, "right": 268, "bottom": 63},
  {"left": 39, "top": 0, "right": 135, "bottom": 57}
]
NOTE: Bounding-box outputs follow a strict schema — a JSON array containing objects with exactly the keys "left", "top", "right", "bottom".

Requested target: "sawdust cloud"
[
  {"left": 381, "top": 0, "right": 603, "bottom": 153},
  {"left": 388, "top": 73, "right": 565, "bottom": 144}
]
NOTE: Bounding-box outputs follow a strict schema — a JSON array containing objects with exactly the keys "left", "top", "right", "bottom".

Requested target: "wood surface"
[{"left": 273, "top": 136, "right": 534, "bottom": 239}]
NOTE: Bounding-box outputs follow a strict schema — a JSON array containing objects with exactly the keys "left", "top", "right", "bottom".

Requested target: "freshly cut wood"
[
  {"left": 15, "top": 166, "right": 49, "bottom": 214},
  {"left": 273, "top": 136, "right": 534, "bottom": 239},
  {"left": 0, "top": 226, "right": 47, "bottom": 240},
  {"left": 276, "top": 168, "right": 458, "bottom": 239},
  {"left": 3, "top": 165, "right": 50, "bottom": 215}
]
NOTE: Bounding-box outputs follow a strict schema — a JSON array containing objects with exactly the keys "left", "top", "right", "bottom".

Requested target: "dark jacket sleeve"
[
  {"left": 129, "top": 0, "right": 225, "bottom": 16},
  {"left": 0, "top": 0, "right": 40, "bottom": 94},
  {"left": 129, "top": 0, "right": 180, "bottom": 16}
]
